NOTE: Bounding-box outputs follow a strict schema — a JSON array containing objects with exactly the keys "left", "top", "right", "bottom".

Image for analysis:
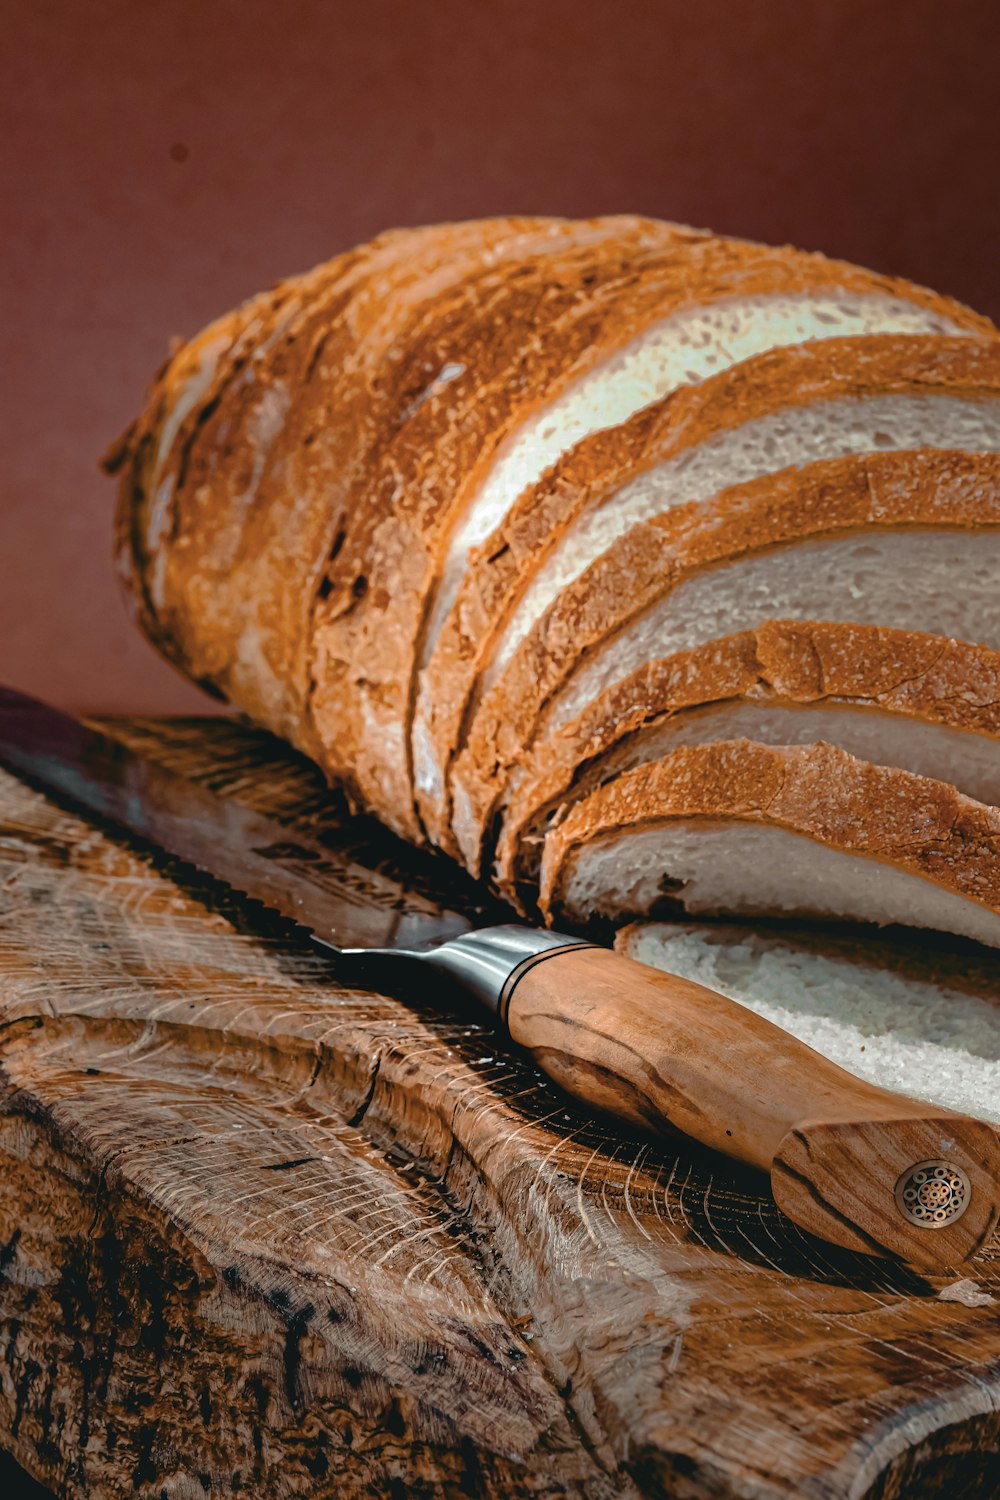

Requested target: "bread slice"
[
  {"left": 539, "top": 740, "right": 1000, "bottom": 949},
  {"left": 417, "top": 336, "right": 1000, "bottom": 850},
  {"left": 453, "top": 449, "right": 1000, "bottom": 873},
  {"left": 497, "top": 622, "right": 1000, "bottom": 909},
  {"left": 614, "top": 921, "right": 1000, "bottom": 1125}
]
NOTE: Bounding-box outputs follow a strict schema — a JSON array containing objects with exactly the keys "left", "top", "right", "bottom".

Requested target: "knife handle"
[{"left": 421, "top": 928, "right": 999, "bottom": 1267}]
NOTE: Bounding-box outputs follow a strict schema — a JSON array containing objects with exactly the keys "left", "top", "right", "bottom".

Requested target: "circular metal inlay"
[{"left": 894, "top": 1160, "right": 971, "bottom": 1229}]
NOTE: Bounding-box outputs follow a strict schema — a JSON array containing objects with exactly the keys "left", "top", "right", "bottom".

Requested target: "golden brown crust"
[
  {"left": 226, "top": 221, "right": 994, "bottom": 836},
  {"left": 538, "top": 739, "right": 1000, "bottom": 927},
  {"left": 112, "top": 275, "right": 303, "bottom": 696},
  {"left": 453, "top": 449, "right": 1000, "bottom": 875},
  {"left": 496, "top": 621, "right": 1000, "bottom": 906},
  {"left": 114, "top": 219, "right": 571, "bottom": 761},
  {"left": 418, "top": 336, "right": 1000, "bottom": 849}
]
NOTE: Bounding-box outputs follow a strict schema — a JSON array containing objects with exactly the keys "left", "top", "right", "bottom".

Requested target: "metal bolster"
[{"left": 417, "top": 924, "right": 595, "bottom": 1022}]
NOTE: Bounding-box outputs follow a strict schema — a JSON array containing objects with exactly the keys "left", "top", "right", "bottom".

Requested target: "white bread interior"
[
  {"left": 615, "top": 922, "right": 1000, "bottom": 1124},
  {"left": 556, "top": 818, "right": 1000, "bottom": 949},
  {"left": 545, "top": 528, "right": 1000, "bottom": 731}
]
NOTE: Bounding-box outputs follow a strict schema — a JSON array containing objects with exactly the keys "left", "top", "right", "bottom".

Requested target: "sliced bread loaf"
[{"left": 113, "top": 217, "right": 996, "bottom": 841}]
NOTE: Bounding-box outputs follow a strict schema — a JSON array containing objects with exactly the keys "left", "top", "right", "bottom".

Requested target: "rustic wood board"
[{"left": 0, "top": 717, "right": 998, "bottom": 1499}]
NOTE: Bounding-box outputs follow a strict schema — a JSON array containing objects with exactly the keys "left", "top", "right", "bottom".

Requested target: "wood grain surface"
[{"left": 0, "top": 717, "right": 998, "bottom": 1499}]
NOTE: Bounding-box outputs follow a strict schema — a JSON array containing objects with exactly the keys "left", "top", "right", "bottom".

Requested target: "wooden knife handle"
[{"left": 498, "top": 944, "right": 1000, "bottom": 1268}]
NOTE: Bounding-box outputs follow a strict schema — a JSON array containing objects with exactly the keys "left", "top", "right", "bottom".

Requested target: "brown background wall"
[{"left": 3, "top": 0, "right": 998, "bottom": 713}]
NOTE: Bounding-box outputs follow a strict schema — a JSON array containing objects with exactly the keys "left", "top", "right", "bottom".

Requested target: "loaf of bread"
[{"left": 110, "top": 215, "right": 1000, "bottom": 946}]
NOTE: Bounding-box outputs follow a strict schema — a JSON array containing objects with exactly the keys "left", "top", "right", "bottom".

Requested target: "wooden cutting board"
[{"left": 0, "top": 717, "right": 997, "bottom": 1500}]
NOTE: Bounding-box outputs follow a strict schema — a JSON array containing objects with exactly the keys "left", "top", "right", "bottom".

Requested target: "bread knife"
[{"left": 1, "top": 685, "right": 996, "bottom": 1270}]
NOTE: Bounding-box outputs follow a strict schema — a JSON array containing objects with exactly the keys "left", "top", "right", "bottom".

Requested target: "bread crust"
[
  {"left": 538, "top": 739, "right": 1000, "bottom": 930},
  {"left": 418, "top": 336, "right": 1000, "bottom": 850},
  {"left": 111, "top": 275, "right": 308, "bottom": 696},
  {"left": 452, "top": 449, "right": 1000, "bottom": 875},
  {"left": 113, "top": 218, "right": 581, "bottom": 761},
  {"left": 497, "top": 621, "right": 1000, "bottom": 906}
]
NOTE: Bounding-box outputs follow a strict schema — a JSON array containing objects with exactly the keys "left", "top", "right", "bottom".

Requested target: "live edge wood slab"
[{"left": 0, "top": 720, "right": 998, "bottom": 1500}]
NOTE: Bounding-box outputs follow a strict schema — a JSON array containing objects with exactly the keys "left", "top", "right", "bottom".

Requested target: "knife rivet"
[{"left": 894, "top": 1160, "right": 971, "bottom": 1229}]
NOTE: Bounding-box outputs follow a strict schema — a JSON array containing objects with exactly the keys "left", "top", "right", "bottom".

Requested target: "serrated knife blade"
[{"left": 0, "top": 686, "right": 477, "bottom": 952}]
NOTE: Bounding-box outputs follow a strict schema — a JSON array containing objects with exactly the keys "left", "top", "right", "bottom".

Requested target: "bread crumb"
[{"left": 938, "top": 1278, "right": 995, "bottom": 1308}]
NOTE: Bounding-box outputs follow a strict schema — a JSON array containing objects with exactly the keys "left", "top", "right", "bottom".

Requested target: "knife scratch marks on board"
[
  {"left": 575, "top": 1143, "right": 607, "bottom": 1249},
  {"left": 621, "top": 1147, "right": 652, "bottom": 1242}
]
